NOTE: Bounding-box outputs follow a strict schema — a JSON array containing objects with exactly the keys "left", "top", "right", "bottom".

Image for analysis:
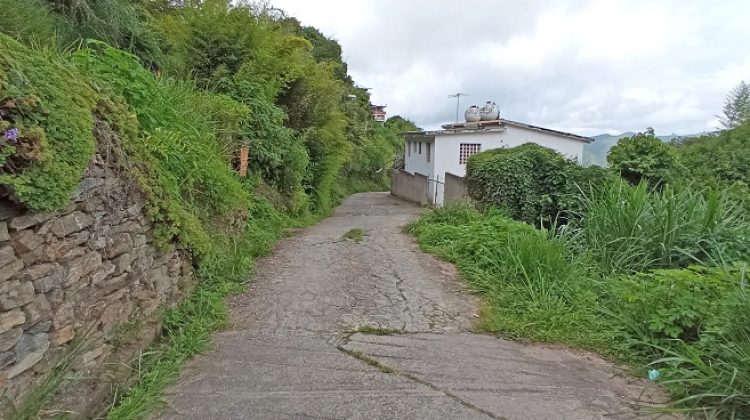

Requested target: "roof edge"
[{"left": 499, "top": 119, "right": 593, "bottom": 143}]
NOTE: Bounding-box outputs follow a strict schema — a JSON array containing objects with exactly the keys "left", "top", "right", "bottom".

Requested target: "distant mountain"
[{"left": 582, "top": 131, "right": 709, "bottom": 166}]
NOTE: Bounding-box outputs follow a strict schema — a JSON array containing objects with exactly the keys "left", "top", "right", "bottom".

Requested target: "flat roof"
[{"left": 405, "top": 119, "right": 593, "bottom": 143}]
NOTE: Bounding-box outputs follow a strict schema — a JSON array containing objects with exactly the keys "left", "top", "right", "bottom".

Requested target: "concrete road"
[{"left": 161, "top": 193, "right": 662, "bottom": 420}]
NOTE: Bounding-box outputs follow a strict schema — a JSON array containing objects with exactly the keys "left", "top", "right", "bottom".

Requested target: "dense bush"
[
  {"left": 678, "top": 121, "right": 750, "bottom": 187},
  {"left": 607, "top": 131, "right": 681, "bottom": 186},
  {"left": 607, "top": 267, "right": 735, "bottom": 347},
  {"left": 465, "top": 143, "right": 611, "bottom": 226},
  {"left": 74, "top": 43, "right": 252, "bottom": 256}
]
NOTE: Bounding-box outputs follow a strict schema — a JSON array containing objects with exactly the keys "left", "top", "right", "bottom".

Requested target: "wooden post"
[{"left": 239, "top": 146, "right": 249, "bottom": 177}]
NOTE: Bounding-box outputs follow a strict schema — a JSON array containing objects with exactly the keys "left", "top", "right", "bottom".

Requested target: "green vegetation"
[
  {"left": 343, "top": 228, "right": 365, "bottom": 243},
  {"left": 410, "top": 204, "right": 748, "bottom": 418},
  {"left": 412, "top": 129, "right": 750, "bottom": 417},
  {"left": 0, "top": 0, "right": 418, "bottom": 417},
  {"left": 607, "top": 129, "right": 681, "bottom": 186},
  {"left": 0, "top": 35, "right": 97, "bottom": 210},
  {"left": 719, "top": 80, "right": 750, "bottom": 129},
  {"left": 407, "top": 206, "right": 609, "bottom": 349},
  {"left": 567, "top": 180, "right": 749, "bottom": 274},
  {"left": 466, "top": 142, "right": 611, "bottom": 226},
  {"left": 352, "top": 325, "right": 402, "bottom": 335}
]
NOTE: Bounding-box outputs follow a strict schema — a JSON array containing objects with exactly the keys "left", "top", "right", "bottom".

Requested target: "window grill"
[{"left": 459, "top": 143, "right": 481, "bottom": 164}]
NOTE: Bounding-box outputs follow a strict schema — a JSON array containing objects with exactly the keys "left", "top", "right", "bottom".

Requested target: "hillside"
[{"left": 0, "top": 1, "right": 418, "bottom": 417}]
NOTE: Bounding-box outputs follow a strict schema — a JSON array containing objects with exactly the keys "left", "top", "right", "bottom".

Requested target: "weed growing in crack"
[
  {"left": 343, "top": 228, "right": 365, "bottom": 243},
  {"left": 336, "top": 347, "right": 394, "bottom": 374},
  {"left": 352, "top": 325, "right": 402, "bottom": 335}
]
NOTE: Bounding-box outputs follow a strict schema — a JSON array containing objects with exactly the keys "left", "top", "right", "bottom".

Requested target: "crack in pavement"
[{"left": 335, "top": 338, "right": 505, "bottom": 420}]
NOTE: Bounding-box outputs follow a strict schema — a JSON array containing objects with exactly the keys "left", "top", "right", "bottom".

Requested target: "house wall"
[
  {"left": 402, "top": 126, "right": 587, "bottom": 206},
  {"left": 432, "top": 131, "right": 503, "bottom": 204},
  {"left": 503, "top": 125, "right": 586, "bottom": 162},
  {"left": 403, "top": 136, "right": 434, "bottom": 178},
  {"left": 430, "top": 129, "right": 586, "bottom": 205}
]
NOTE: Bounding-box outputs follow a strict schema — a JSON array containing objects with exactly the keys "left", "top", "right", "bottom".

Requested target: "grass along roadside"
[{"left": 406, "top": 203, "right": 749, "bottom": 418}]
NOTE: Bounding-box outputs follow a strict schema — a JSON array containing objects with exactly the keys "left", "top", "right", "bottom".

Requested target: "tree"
[
  {"left": 607, "top": 130, "right": 680, "bottom": 186},
  {"left": 718, "top": 81, "right": 750, "bottom": 129}
]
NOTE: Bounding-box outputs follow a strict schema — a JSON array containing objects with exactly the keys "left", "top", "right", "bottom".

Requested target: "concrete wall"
[
  {"left": 0, "top": 119, "right": 194, "bottom": 414},
  {"left": 443, "top": 173, "right": 470, "bottom": 204},
  {"left": 391, "top": 169, "right": 429, "bottom": 205}
]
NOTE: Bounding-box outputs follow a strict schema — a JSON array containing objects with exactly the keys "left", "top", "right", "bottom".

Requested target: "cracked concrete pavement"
[{"left": 161, "top": 192, "right": 663, "bottom": 419}]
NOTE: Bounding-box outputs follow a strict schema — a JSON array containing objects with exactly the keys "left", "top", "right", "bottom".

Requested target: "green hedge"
[{"left": 465, "top": 143, "right": 611, "bottom": 226}]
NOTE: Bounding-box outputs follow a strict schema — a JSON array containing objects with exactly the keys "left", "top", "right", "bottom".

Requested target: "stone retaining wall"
[{"left": 0, "top": 122, "right": 192, "bottom": 413}]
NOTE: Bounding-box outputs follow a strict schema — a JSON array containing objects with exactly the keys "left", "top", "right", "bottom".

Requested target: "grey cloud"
[{"left": 274, "top": 0, "right": 750, "bottom": 135}]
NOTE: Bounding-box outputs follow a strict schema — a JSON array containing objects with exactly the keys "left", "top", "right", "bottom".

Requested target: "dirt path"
[{"left": 161, "top": 193, "right": 659, "bottom": 419}]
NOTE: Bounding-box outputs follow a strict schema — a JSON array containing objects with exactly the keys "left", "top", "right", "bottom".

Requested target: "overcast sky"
[{"left": 270, "top": 0, "right": 750, "bottom": 135}]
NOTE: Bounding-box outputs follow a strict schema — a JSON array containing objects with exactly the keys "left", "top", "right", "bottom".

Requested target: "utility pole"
[{"left": 448, "top": 93, "right": 469, "bottom": 122}]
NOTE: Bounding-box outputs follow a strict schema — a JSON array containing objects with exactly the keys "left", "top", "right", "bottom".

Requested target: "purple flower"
[{"left": 4, "top": 128, "right": 19, "bottom": 143}]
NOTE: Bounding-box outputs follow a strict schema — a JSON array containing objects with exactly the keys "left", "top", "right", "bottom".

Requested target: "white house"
[{"left": 402, "top": 117, "right": 592, "bottom": 205}]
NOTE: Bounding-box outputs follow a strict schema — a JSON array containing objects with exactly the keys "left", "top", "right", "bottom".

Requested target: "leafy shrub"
[
  {"left": 230, "top": 81, "right": 309, "bottom": 211},
  {"left": 465, "top": 143, "right": 610, "bottom": 226},
  {"left": 607, "top": 274, "right": 750, "bottom": 418},
  {"left": 607, "top": 267, "right": 734, "bottom": 349},
  {"left": 567, "top": 180, "right": 749, "bottom": 274},
  {"left": 607, "top": 131, "right": 681, "bottom": 186},
  {"left": 0, "top": 34, "right": 97, "bottom": 210}
]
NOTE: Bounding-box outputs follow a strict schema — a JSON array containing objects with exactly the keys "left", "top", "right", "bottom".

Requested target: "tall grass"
[
  {"left": 0, "top": 0, "right": 75, "bottom": 48},
  {"left": 410, "top": 199, "right": 750, "bottom": 417},
  {"left": 407, "top": 206, "right": 611, "bottom": 349},
  {"left": 567, "top": 180, "right": 749, "bottom": 274}
]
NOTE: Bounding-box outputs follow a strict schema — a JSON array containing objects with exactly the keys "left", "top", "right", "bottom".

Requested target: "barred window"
[{"left": 459, "top": 143, "right": 481, "bottom": 164}]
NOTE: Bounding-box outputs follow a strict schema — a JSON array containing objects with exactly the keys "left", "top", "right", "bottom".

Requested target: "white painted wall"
[
  {"left": 403, "top": 125, "right": 588, "bottom": 205},
  {"left": 404, "top": 136, "right": 435, "bottom": 177},
  {"left": 403, "top": 136, "right": 436, "bottom": 203},
  {"left": 503, "top": 125, "right": 585, "bottom": 163}
]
